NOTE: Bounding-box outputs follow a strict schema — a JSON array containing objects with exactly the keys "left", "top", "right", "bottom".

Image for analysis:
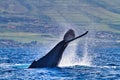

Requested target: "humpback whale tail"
[{"left": 29, "top": 29, "right": 88, "bottom": 68}]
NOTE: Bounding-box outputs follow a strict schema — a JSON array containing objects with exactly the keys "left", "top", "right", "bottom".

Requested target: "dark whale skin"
[{"left": 29, "top": 29, "right": 88, "bottom": 68}]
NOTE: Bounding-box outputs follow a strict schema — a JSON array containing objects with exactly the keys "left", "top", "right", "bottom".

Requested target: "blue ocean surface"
[
  {"left": 0, "top": 45, "right": 120, "bottom": 80},
  {"left": 0, "top": 0, "right": 120, "bottom": 80}
]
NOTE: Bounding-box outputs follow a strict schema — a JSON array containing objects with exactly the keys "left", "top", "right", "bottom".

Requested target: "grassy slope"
[
  {"left": 0, "top": 0, "right": 120, "bottom": 43},
  {"left": 44, "top": 0, "right": 120, "bottom": 32},
  {"left": 0, "top": 32, "right": 57, "bottom": 43}
]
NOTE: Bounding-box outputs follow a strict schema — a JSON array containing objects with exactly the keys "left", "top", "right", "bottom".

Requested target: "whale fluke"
[
  {"left": 63, "top": 29, "right": 75, "bottom": 42},
  {"left": 29, "top": 29, "right": 88, "bottom": 68}
]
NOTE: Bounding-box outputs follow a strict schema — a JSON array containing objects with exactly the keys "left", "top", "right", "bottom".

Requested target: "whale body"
[{"left": 29, "top": 29, "right": 88, "bottom": 68}]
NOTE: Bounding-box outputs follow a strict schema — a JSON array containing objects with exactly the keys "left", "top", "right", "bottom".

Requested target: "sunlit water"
[{"left": 0, "top": 42, "right": 120, "bottom": 80}]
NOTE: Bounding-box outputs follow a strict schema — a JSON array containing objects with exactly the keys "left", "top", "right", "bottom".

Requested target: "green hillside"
[{"left": 0, "top": 0, "right": 120, "bottom": 42}]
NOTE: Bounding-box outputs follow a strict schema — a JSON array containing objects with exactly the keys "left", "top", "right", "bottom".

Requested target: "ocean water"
[
  {"left": 0, "top": 43, "right": 120, "bottom": 80},
  {"left": 0, "top": 0, "right": 120, "bottom": 79}
]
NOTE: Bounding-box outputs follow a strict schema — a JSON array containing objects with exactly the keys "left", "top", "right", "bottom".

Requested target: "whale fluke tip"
[
  {"left": 86, "top": 31, "right": 88, "bottom": 34},
  {"left": 63, "top": 29, "right": 75, "bottom": 41}
]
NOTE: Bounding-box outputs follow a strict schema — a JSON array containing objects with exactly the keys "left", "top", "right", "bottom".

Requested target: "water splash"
[
  {"left": 78, "top": 38, "right": 92, "bottom": 66},
  {"left": 59, "top": 41, "right": 78, "bottom": 67},
  {"left": 59, "top": 37, "right": 92, "bottom": 67}
]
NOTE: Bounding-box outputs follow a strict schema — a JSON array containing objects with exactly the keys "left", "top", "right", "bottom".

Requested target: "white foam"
[
  {"left": 59, "top": 38, "right": 92, "bottom": 67},
  {"left": 59, "top": 42, "right": 78, "bottom": 67}
]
